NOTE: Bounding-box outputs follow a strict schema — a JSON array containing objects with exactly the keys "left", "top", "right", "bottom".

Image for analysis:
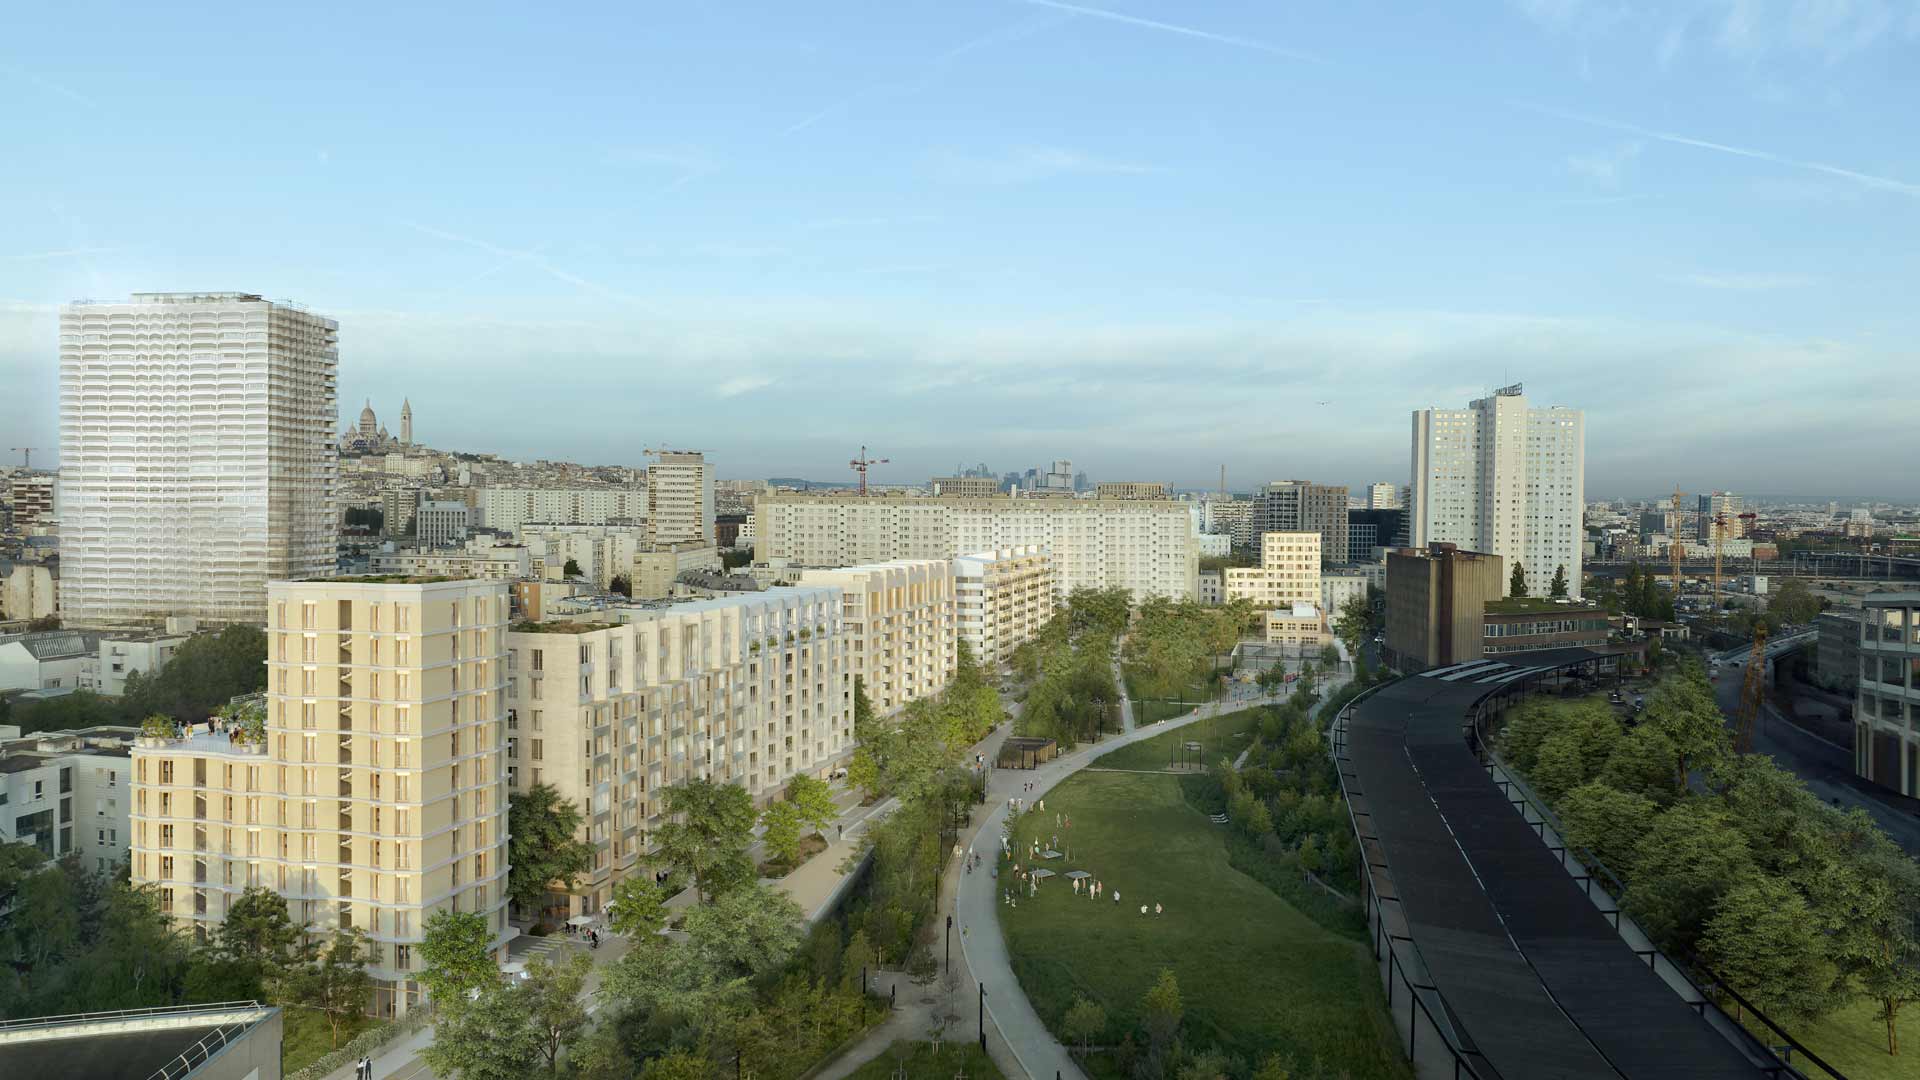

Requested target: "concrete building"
[
  {"left": 368, "top": 541, "right": 532, "bottom": 582},
  {"left": 1262, "top": 604, "right": 1328, "bottom": 650},
  {"left": 754, "top": 493, "right": 1196, "bottom": 602},
  {"left": 1198, "top": 570, "right": 1224, "bottom": 606},
  {"left": 477, "top": 487, "right": 647, "bottom": 535},
  {"left": 1321, "top": 569, "right": 1371, "bottom": 624},
  {"left": 1346, "top": 508, "right": 1407, "bottom": 563},
  {"left": 648, "top": 451, "right": 715, "bottom": 544},
  {"left": 1196, "top": 532, "right": 1231, "bottom": 557},
  {"left": 0, "top": 630, "right": 100, "bottom": 691},
  {"left": 0, "top": 1001, "right": 282, "bottom": 1080},
  {"left": 1095, "top": 481, "right": 1171, "bottom": 501},
  {"left": 382, "top": 487, "right": 421, "bottom": 538},
  {"left": 953, "top": 546, "right": 1054, "bottom": 666},
  {"left": 1812, "top": 609, "right": 1861, "bottom": 692},
  {"left": 1855, "top": 592, "right": 1920, "bottom": 797},
  {"left": 631, "top": 543, "right": 723, "bottom": 600},
  {"left": 1697, "top": 492, "right": 1745, "bottom": 540},
  {"left": 131, "top": 579, "right": 513, "bottom": 1016},
  {"left": 799, "top": 560, "right": 956, "bottom": 715},
  {"left": 503, "top": 586, "right": 851, "bottom": 917},
  {"left": 414, "top": 500, "right": 470, "bottom": 549},
  {"left": 1, "top": 725, "right": 136, "bottom": 872},
  {"left": 1366, "top": 482, "right": 1400, "bottom": 510},
  {"left": 521, "top": 524, "right": 653, "bottom": 587},
  {"left": 1199, "top": 498, "right": 1254, "bottom": 548},
  {"left": 7, "top": 473, "right": 55, "bottom": 529},
  {"left": 1411, "top": 383, "right": 1584, "bottom": 600},
  {"left": 1, "top": 560, "right": 58, "bottom": 622},
  {"left": 58, "top": 293, "right": 337, "bottom": 625},
  {"left": 1252, "top": 481, "right": 1348, "bottom": 566},
  {"left": 1384, "top": 544, "right": 1505, "bottom": 672},
  {"left": 1226, "top": 532, "right": 1326, "bottom": 646},
  {"left": 96, "top": 630, "right": 190, "bottom": 697},
  {"left": 1481, "top": 600, "right": 1610, "bottom": 657},
  {"left": 930, "top": 477, "right": 997, "bottom": 498}
]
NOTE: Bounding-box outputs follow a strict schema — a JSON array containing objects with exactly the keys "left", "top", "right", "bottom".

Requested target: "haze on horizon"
[{"left": 2, "top": 1, "right": 1916, "bottom": 496}]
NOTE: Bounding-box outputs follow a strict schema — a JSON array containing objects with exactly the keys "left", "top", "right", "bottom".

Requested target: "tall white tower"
[
  {"left": 647, "top": 451, "right": 715, "bottom": 544},
  {"left": 1410, "top": 384, "right": 1584, "bottom": 599},
  {"left": 400, "top": 398, "right": 413, "bottom": 446},
  {"left": 58, "top": 292, "right": 338, "bottom": 624}
]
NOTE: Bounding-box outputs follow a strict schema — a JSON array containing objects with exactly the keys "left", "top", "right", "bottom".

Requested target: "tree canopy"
[
  {"left": 656, "top": 778, "right": 757, "bottom": 902},
  {"left": 507, "top": 783, "right": 595, "bottom": 915}
]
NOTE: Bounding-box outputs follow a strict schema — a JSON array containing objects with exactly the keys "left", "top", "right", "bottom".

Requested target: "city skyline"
[{"left": 3, "top": 2, "right": 1918, "bottom": 494}]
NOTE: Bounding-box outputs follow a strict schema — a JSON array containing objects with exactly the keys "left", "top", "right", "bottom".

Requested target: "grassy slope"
[
  {"left": 1125, "top": 665, "right": 1224, "bottom": 727},
  {"left": 1753, "top": 997, "right": 1917, "bottom": 1080},
  {"left": 1000, "top": 769, "right": 1407, "bottom": 1079},
  {"left": 281, "top": 1009, "right": 377, "bottom": 1074},
  {"left": 843, "top": 1040, "right": 1007, "bottom": 1080},
  {"left": 1092, "top": 706, "right": 1262, "bottom": 772}
]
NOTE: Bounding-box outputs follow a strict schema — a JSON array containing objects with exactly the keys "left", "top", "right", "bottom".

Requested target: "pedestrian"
[
  {"left": 1113, "top": 889, "right": 1120, "bottom": 905},
  {"left": 1140, "top": 904, "right": 1148, "bottom": 916},
  {"left": 837, "top": 823, "right": 843, "bottom": 840},
  {"left": 1038, "top": 799, "right": 1045, "bottom": 812},
  {"left": 1155, "top": 903, "right": 1163, "bottom": 916}
]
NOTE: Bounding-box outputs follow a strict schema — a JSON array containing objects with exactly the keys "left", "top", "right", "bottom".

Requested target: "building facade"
[
  {"left": 1366, "top": 482, "right": 1400, "bottom": 510},
  {"left": 1411, "top": 384, "right": 1584, "bottom": 600},
  {"left": 1697, "top": 492, "right": 1745, "bottom": 540},
  {"left": 1226, "top": 532, "right": 1325, "bottom": 646},
  {"left": 414, "top": 500, "right": 470, "bottom": 549},
  {"left": 503, "top": 586, "right": 851, "bottom": 917},
  {"left": 929, "top": 477, "right": 997, "bottom": 498},
  {"left": 1481, "top": 604, "right": 1610, "bottom": 657},
  {"left": 477, "top": 487, "right": 647, "bottom": 536},
  {"left": 130, "top": 579, "right": 513, "bottom": 1016},
  {"left": 1383, "top": 544, "right": 1505, "bottom": 672},
  {"left": 1095, "top": 482, "right": 1170, "bottom": 501},
  {"left": 1, "top": 725, "right": 135, "bottom": 873},
  {"left": 952, "top": 546, "right": 1054, "bottom": 666},
  {"left": 799, "top": 561, "right": 956, "bottom": 715},
  {"left": 1855, "top": 592, "right": 1920, "bottom": 797},
  {"left": 648, "top": 452, "right": 715, "bottom": 545},
  {"left": 631, "top": 543, "right": 722, "bottom": 600},
  {"left": 368, "top": 542, "right": 532, "bottom": 582},
  {"left": 1252, "top": 481, "right": 1348, "bottom": 566},
  {"left": 755, "top": 494, "right": 1195, "bottom": 602},
  {"left": 1812, "top": 609, "right": 1861, "bottom": 692},
  {"left": 7, "top": 473, "right": 55, "bottom": 529},
  {"left": 58, "top": 293, "right": 338, "bottom": 625}
]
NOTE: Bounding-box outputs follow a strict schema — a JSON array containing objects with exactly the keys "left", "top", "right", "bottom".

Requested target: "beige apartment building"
[
  {"left": 1227, "top": 532, "right": 1327, "bottom": 647},
  {"left": 648, "top": 451, "right": 715, "bottom": 544},
  {"left": 754, "top": 493, "right": 1195, "bottom": 602},
  {"left": 503, "top": 586, "right": 850, "bottom": 918},
  {"left": 798, "top": 560, "right": 956, "bottom": 715},
  {"left": 130, "top": 579, "right": 513, "bottom": 1017},
  {"left": 930, "top": 477, "right": 997, "bottom": 498},
  {"left": 631, "top": 543, "right": 722, "bottom": 600},
  {"left": 953, "top": 547, "right": 1054, "bottom": 666},
  {"left": 1094, "top": 482, "right": 1170, "bottom": 501}
]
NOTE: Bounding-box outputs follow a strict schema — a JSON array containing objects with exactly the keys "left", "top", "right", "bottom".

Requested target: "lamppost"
[
  {"left": 978, "top": 983, "right": 986, "bottom": 1051},
  {"left": 945, "top": 913, "right": 953, "bottom": 971}
]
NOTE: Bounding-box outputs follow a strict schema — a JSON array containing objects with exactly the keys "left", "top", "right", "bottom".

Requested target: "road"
[{"left": 1710, "top": 641, "right": 1920, "bottom": 857}]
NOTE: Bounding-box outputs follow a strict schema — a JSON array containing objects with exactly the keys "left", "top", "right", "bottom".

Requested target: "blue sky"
[{"left": 2, "top": 1, "right": 1916, "bottom": 496}]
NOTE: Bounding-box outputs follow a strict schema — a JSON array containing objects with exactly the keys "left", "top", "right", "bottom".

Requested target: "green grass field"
[
  {"left": 999, "top": 768, "right": 1408, "bottom": 1079},
  {"left": 1751, "top": 997, "right": 1916, "bottom": 1080},
  {"left": 843, "top": 1040, "right": 1007, "bottom": 1080},
  {"left": 281, "top": 1008, "right": 377, "bottom": 1074},
  {"left": 1092, "top": 705, "right": 1262, "bottom": 772},
  {"left": 1126, "top": 666, "right": 1225, "bottom": 727}
]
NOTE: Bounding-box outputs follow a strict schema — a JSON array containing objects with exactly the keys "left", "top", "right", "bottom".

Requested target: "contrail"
[
  {"left": 1522, "top": 102, "right": 1920, "bottom": 199},
  {"left": 1012, "top": 0, "right": 1320, "bottom": 63}
]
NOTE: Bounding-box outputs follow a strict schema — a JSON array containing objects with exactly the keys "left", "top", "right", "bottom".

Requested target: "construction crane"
[
  {"left": 1735, "top": 625, "right": 1769, "bottom": 754},
  {"left": 1710, "top": 512, "right": 1729, "bottom": 621},
  {"left": 1669, "top": 486, "right": 1688, "bottom": 601},
  {"left": 849, "top": 446, "right": 888, "bottom": 496},
  {"left": 9, "top": 447, "right": 40, "bottom": 469}
]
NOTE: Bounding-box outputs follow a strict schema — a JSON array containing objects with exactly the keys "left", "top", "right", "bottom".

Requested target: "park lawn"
[
  {"left": 1126, "top": 665, "right": 1226, "bottom": 727},
  {"left": 843, "top": 1040, "right": 1007, "bottom": 1080},
  {"left": 1092, "top": 706, "right": 1263, "bottom": 772},
  {"left": 281, "top": 1008, "right": 377, "bottom": 1074},
  {"left": 1000, "top": 770, "right": 1408, "bottom": 1079},
  {"left": 1755, "top": 997, "right": 1917, "bottom": 1080}
]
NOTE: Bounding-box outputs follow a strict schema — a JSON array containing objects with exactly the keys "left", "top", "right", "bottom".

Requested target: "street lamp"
[{"left": 945, "top": 913, "right": 953, "bottom": 971}]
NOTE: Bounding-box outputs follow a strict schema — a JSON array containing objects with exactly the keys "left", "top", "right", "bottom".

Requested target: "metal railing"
[
  {"left": 0, "top": 1000, "right": 262, "bottom": 1033},
  {"left": 149, "top": 1017, "right": 256, "bottom": 1080},
  {"left": 1467, "top": 685, "right": 1849, "bottom": 1080}
]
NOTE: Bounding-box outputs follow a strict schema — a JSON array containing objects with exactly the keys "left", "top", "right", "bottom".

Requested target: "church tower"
[{"left": 400, "top": 398, "right": 413, "bottom": 446}]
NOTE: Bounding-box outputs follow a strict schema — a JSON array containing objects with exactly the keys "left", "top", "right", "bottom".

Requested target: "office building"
[
  {"left": 930, "top": 477, "right": 997, "bottom": 498},
  {"left": 504, "top": 586, "right": 851, "bottom": 918},
  {"left": 1812, "top": 609, "right": 1862, "bottom": 692},
  {"left": 1855, "top": 593, "right": 1919, "bottom": 797},
  {"left": 952, "top": 546, "right": 1054, "bottom": 666},
  {"left": 1, "top": 725, "right": 136, "bottom": 872},
  {"left": 1410, "top": 384, "right": 1584, "bottom": 600},
  {"left": 1697, "top": 492, "right": 1745, "bottom": 540},
  {"left": 754, "top": 493, "right": 1196, "bottom": 602},
  {"left": 1346, "top": 508, "right": 1407, "bottom": 563},
  {"left": 58, "top": 293, "right": 338, "bottom": 625},
  {"left": 414, "top": 500, "right": 470, "bottom": 549},
  {"left": 1226, "top": 532, "right": 1326, "bottom": 647},
  {"left": 1366, "top": 482, "right": 1400, "bottom": 510},
  {"left": 131, "top": 579, "right": 513, "bottom": 1016},
  {"left": 1252, "top": 481, "right": 1348, "bottom": 566},
  {"left": 799, "top": 560, "right": 956, "bottom": 715},
  {"left": 1384, "top": 544, "right": 1506, "bottom": 671},
  {"left": 1095, "top": 482, "right": 1170, "bottom": 501},
  {"left": 648, "top": 451, "right": 715, "bottom": 544}
]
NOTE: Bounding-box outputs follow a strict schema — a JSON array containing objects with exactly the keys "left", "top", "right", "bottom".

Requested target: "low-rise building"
[
  {"left": 369, "top": 540, "right": 533, "bottom": 582},
  {"left": 1196, "top": 532, "right": 1231, "bottom": 558},
  {"left": 799, "top": 560, "right": 956, "bottom": 715},
  {"left": 96, "top": 630, "right": 190, "bottom": 696},
  {"left": 1384, "top": 544, "right": 1505, "bottom": 672},
  {"left": 1, "top": 725, "right": 136, "bottom": 872},
  {"left": 953, "top": 546, "right": 1054, "bottom": 666},
  {"left": 504, "top": 586, "right": 852, "bottom": 918},
  {"left": 1855, "top": 592, "right": 1919, "bottom": 797},
  {"left": 0, "top": 630, "right": 100, "bottom": 692},
  {"left": 631, "top": 543, "right": 722, "bottom": 600},
  {"left": 1481, "top": 598, "right": 1610, "bottom": 657},
  {"left": 414, "top": 499, "right": 471, "bottom": 548},
  {"left": 1263, "top": 603, "right": 1328, "bottom": 650},
  {"left": 1321, "top": 569, "right": 1371, "bottom": 623}
]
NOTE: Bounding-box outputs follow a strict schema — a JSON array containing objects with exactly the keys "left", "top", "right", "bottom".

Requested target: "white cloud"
[
  {"left": 925, "top": 146, "right": 1158, "bottom": 185},
  {"left": 715, "top": 375, "right": 776, "bottom": 398}
]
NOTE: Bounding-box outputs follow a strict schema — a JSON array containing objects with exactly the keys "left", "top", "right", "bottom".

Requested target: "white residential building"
[
  {"left": 1411, "top": 384, "right": 1585, "bottom": 600},
  {"left": 1367, "top": 482, "right": 1400, "bottom": 510},
  {"left": 58, "top": 293, "right": 338, "bottom": 625},
  {"left": 96, "top": 630, "right": 190, "bottom": 696},
  {"left": 414, "top": 500, "right": 471, "bottom": 548},
  {"left": 1321, "top": 570, "right": 1371, "bottom": 625},
  {"left": 1197, "top": 571, "right": 1225, "bottom": 606},
  {"left": 521, "top": 524, "right": 653, "bottom": 586},
  {"left": 755, "top": 494, "right": 1196, "bottom": 602},
  {"left": 799, "top": 560, "right": 956, "bottom": 715},
  {"left": 368, "top": 540, "right": 533, "bottom": 581},
  {"left": 1226, "top": 532, "right": 1328, "bottom": 647},
  {"left": 1, "top": 725, "right": 137, "bottom": 874},
  {"left": 648, "top": 452, "right": 715, "bottom": 545},
  {"left": 477, "top": 487, "right": 648, "bottom": 536},
  {"left": 0, "top": 630, "right": 100, "bottom": 692},
  {"left": 953, "top": 546, "right": 1054, "bottom": 666}
]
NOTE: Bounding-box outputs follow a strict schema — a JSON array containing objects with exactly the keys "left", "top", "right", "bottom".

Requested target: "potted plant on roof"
[{"left": 138, "top": 713, "right": 175, "bottom": 746}]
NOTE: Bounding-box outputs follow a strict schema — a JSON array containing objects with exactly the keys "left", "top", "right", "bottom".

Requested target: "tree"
[
  {"left": 123, "top": 625, "right": 268, "bottom": 723},
  {"left": 784, "top": 774, "right": 838, "bottom": 835},
  {"left": 656, "top": 778, "right": 757, "bottom": 902},
  {"left": 420, "top": 909, "right": 496, "bottom": 1008},
  {"left": 1140, "top": 967, "right": 1183, "bottom": 1047},
  {"left": 840, "top": 928, "right": 878, "bottom": 991},
  {"left": 1768, "top": 577, "right": 1821, "bottom": 625},
  {"left": 1698, "top": 875, "right": 1838, "bottom": 1023},
  {"left": 601, "top": 883, "right": 802, "bottom": 1016},
  {"left": 508, "top": 783, "right": 595, "bottom": 917},
  {"left": 1559, "top": 782, "right": 1655, "bottom": 874},
  {"left": 609, "top": 574, "right": 632, "bottom": 597},
  {"left": 1509, "top": 562, "right": 1528, "bottom": 597},
  {"left": 760, "top": 801, "right": 804, "bottom": 868},
  {"left": 1549, "top": 564, "right": 1569, "bottom": 599},
  {"left": 847, "top": 677, "right": 886, "bottom": 798},
  {"left": 288, "top": 930, "right": 373, "bottom": 1048},
  {"left": 216, "top": 885, "right": 303, "bottom": 996},
  {"left": 1641, "top": 670, "right": 1731, "bottom": 787},
  {"left": 524, "top": 951, "right": 593, "bottom": 1072},
  {"left": 5, "top": 858, "right": 76, "bottom": 991},
  {"left": 608, "top": 875, "right": 669, "bottom": 941},
  {"left": 424, "top": 983, "right": 545, "bottom": 1079},
  {"left": 1625, "top": 800, "right": 1753, "bottom": 952},
  {"left": 640, "top": 1049, "right": 714, "bottom": 1080},
  {"left": 563, "top": 557, "right": 583, "bottom": 578}
]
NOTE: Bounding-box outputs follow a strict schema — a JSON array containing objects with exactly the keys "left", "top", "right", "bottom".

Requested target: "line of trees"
[
  {"left": 1010, "top": 589, "right": 1130, "bottom": 747},
  {"left": 1497, "top": 664, "right": 1920, "bottom": 1055}
]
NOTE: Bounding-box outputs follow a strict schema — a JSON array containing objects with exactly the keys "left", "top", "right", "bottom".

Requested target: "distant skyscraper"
[
  {"left": 1367, "top": 482, "right": 1400, "bottom": 510},
  {"left": 59, "top": 292, "right": 337, "bottom": 624},
  {"left": 1410, "top": 384, "right": 1584, "bottom": 599}
]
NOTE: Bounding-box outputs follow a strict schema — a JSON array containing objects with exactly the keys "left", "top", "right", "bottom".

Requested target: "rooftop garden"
[{"left": 509, "top": 619, "right": 619, "bottom": 635}]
